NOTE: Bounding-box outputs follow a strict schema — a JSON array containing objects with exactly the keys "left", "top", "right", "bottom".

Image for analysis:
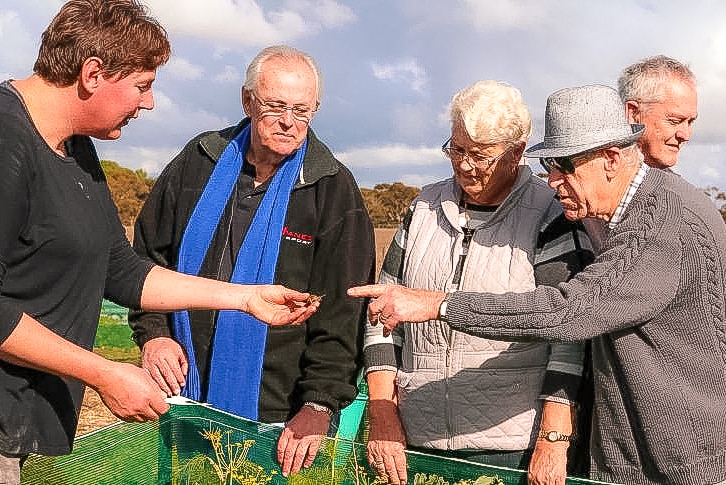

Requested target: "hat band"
[{"left": 543, "top": 127, "right": 634, "bottom": 149}]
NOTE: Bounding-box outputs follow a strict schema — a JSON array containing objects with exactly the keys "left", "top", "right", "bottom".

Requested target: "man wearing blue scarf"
[{"left": 129, "top": 45, "right": 375, "bottom": 477}]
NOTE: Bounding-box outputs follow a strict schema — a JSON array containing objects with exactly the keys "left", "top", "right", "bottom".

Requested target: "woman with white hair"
[{"left": 363, "top": 80, "right": 593, "bottom": 484}]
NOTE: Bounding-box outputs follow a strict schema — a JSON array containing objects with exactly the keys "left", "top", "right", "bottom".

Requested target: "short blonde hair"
[{"left": 449, "top": 80, "right": 531, "bottom": 146}]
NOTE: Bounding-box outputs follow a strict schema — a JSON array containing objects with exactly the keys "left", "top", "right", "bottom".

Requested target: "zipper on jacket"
[{"left": 444, "top": 227, "right": 474, "bottom": 446}]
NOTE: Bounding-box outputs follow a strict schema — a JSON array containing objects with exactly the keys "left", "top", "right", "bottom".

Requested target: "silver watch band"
[{"left": 303, "top": 401, "right": 333, "bottom": 416}]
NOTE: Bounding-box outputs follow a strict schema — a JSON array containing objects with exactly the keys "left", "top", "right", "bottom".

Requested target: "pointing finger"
[{"left": 347, "top": 284, "right": 387, "bottom": 298}]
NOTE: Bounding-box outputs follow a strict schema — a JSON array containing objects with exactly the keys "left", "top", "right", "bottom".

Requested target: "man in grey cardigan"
[{"left": 349, "top": 85, "right": 726, "bottom": 485}]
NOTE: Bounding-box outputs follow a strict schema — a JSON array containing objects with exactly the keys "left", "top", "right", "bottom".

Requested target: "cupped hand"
[{"left": 247, "top": 285, "right": 320, "bottom": 326}]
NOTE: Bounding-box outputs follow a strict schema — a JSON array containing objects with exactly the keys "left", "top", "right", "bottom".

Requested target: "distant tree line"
[
  {"left": 100, "top": 160, "right": 420, "bottom": 228},
  {"left": 101, "top": 160, "right": 726, "bottom": 228}
]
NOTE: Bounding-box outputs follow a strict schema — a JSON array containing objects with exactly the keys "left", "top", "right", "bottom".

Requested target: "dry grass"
[{"left": 77, "top": 228, "right": 397, "bottom": 435}]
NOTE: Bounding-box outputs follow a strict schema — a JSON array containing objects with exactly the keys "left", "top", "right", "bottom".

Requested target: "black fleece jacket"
[{"left": 130, "top": 119, "right": 375, "bottom": 422}]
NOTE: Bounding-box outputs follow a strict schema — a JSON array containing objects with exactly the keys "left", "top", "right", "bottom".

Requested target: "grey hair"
[
  {"left": 244, "top": 45, "right": 323, "bottom": 103},
  {"left": 618, "top": 55, "right": 695, "bottom": 103},
  {"left": 449, "top": 80, "right": 531, "bottom": 146}
]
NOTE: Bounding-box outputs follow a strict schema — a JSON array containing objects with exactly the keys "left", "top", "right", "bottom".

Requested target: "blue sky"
[{"left": 2, "top": 0, "right": 726, "bottom": 191}]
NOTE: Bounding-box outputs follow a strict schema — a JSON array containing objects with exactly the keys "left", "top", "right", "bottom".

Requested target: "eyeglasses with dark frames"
[
  {"left": 442, "top": 137, "right": 513, "bottom": 173},
  {"left": 248, "top": 91, "right": 319, "bottom": 123}
]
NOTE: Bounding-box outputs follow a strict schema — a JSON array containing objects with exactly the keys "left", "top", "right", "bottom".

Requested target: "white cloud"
[
  {"left": 462, "top": 0, "right": 548, "bottom": 29},
  {"left": 371, "top": 59, "right": 428, "bottom": 94},
  {"left": 145, "top": 0, "right": 355, "bottom": 47},
  {"left": 164, "top": 57, "right": 205, "bottom": 81},
  {"left": 334, "top": 143, "right": 449, "bottom": 189},
  {"left": 336, "top": 144, "right": 441, "bottom": 169},
  {"left": 286, "top": 0, "right": 356, "bottom": 27}
]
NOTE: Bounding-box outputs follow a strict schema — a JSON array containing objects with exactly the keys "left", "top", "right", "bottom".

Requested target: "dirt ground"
[{"left": 77, "top": 227, "right": 397, "bottom": 435}]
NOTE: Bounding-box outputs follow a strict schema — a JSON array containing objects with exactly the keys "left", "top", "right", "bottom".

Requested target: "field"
[{"left": 77, "top": 228, "right": 397, "bottom": 435}]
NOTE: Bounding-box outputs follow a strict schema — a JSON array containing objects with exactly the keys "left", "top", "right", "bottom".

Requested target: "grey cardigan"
[{"left": 447, "top": 168, "right": 726, "bottom": 485}]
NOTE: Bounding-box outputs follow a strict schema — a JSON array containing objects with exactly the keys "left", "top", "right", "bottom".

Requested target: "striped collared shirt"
[{"left": 609, "top": 163, "right": 650, "bottom": 229}]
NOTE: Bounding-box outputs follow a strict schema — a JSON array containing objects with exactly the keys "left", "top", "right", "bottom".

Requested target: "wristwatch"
[
  {"left": 438, "top": 293, "right": 451, "bottom": 322},
  {"left": 538, "top": 430, "right": 574, "bottom": 442},
  {"left": 303, "top": 401, "right": 333, "bottom": 416}
]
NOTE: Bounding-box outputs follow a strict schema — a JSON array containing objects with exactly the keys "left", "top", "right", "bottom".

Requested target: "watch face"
[{"left": 547, "top": 431, "right": 559, "bottom": 442}]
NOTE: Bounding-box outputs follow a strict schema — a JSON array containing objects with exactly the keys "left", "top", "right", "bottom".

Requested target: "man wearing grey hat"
[{"left": 349, "top": 85, "right": 726, "bottom": 485}]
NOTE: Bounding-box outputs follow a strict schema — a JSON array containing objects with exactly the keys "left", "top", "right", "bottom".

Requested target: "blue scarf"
[{"left": 172, "top": 124, "right": 306, "bottom": 419}]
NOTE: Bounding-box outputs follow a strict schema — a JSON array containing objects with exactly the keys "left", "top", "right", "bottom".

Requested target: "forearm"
[
  {"left": 366, "top": 369, "right": 397, "bottom": 402},
  {"left": 0, "top": 313, "right": 113, "bottom": 388},
  {"left": 139, "top": 265, "right": 251, "bottom": 313},
  {"left": 538, "top": 400, "right": 575, "bottom": 436}
]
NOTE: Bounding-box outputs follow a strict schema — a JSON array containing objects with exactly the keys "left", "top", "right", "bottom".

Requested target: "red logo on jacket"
[{"left": 282, "top": 226, "right": 313, "bottom": 245}]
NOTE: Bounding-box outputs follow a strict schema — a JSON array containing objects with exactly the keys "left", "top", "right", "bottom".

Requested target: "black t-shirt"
[{"left": 0, "top": 81, "right": 153, "bottom": 455}]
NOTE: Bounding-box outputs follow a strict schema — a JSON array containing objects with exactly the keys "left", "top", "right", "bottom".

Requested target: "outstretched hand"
[
  {"left": 246, "top": 285, "right": 321, "bottom": 326},
  {"left": 347, "top": 284, "right": 445, "bottom": 336}
]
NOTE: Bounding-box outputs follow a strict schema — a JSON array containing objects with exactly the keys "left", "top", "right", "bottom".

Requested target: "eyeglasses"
[
  {"left": 441, "top": 137, "right": 512, "bottom": 173},
  {"left": 248, "top": 91, "right": 319, "bottom": 123},
  {"left": 539, "top": 152, "right": 592, "bottom": 174}
]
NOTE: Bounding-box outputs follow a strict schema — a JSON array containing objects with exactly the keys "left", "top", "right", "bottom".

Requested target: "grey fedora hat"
[{"left": 525, "top": 84, "right": 644, "bottom": 158}]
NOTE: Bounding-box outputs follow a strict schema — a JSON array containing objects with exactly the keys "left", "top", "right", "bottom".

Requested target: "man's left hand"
[
  {"left": 347, "top": 284, "right": 445, "bottom": 336},
  {"left": 277, "top": 404, "right": 331, "bottom": 476}
]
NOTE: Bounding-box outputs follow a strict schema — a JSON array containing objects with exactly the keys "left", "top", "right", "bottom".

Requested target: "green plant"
[
  {"left": 179, "top": 429, "right": 274, "bottom": 485},
  {"left": 413, "top": 473, "right": 505, "bottom": 485}
]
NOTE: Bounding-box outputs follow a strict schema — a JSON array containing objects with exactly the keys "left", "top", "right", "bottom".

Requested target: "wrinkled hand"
[
  {"left": 247, "top": 285, "right": 320, "bottom": 326},
  {"left": 367, "top": 399, "right": 408, "bottom": 484},
  {"left": 528, "top": 441, "right": 568, "bottom": 485},
  {"left": 93, "top": 361, "right": 169, "bottom": 422},
  {"left": 142, "top": 337, "right": 188, "bottom": 397},
  {"left": 277, "top": 405, "right": 331, "bottom": 477},
  {"left": 347, "top": 284, "right": 445, "bottom": 336}
]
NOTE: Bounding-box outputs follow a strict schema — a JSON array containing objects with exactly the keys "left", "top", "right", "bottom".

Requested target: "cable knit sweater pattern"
[{"left": 446, "top": 168, "right": 726, "bottom": 485}]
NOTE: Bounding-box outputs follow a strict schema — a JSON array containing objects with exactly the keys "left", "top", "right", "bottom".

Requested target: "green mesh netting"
[
  {"left": 21, "top": 421, "right": 159, "bottom": 484},
  {"left": 22, "top": 402, "right": 618, "bottom": 484}
]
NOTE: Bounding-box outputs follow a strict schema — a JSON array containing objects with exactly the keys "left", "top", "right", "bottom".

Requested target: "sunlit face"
[
  {"left": 448, "top": 122, "right": 521, "bottom": 205},
  {"left": 90, "top": 70, "right": 156, "bottom": 140},
  {"left": 546, "top": 152, "right": 607, "bottom": 221},
  {"left": 243, "top": 57, "right": 318, "bottom": 160},
  {"left": 628, "top": 78, "right": 697, "bottom": 168}
]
